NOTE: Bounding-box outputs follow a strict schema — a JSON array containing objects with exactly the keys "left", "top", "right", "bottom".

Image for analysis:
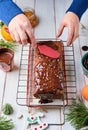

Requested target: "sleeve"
[
  {"left": 66, "top": 0, "right": 88, "bottom": 20},
  {"left": 0, "top": 0, "right": 23, "bottom": 26}
]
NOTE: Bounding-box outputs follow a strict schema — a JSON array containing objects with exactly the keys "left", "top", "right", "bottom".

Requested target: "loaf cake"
[{"left": 33, "top": 41, "right": 64, "bottom": 103}]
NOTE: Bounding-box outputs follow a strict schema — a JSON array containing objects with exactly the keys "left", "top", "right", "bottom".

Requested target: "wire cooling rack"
[{"left": 16, "top": 40, "right": 77, "bottom": 125}]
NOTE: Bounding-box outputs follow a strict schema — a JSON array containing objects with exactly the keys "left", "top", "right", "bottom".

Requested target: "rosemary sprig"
[
  {"left": 0, "top": 39, "right": 17, "bottom": 51},
  {"left": 2, "top": 103, "right": 13, "bottom": 115},
  {"left": 0, "top": 116, "right": 14, "bottom": 130},
  {"left": 66, "top": 98, "right": 88, "bottom": 130}
]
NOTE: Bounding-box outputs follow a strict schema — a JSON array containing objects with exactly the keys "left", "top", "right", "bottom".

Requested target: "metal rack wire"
[{"left": 16, "top": 41, "right": 77, "bottom": 125}]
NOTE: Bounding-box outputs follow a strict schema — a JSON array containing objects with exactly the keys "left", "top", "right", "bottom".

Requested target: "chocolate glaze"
[{"left": 33, "top": 41, "right": 64, "bottom": 103}]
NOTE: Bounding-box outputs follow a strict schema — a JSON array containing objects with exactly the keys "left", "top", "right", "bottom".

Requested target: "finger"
[
  {"left": 9, "top": 32, "right": 15, "bottom": 41},
  {"left": 10, "top": 30, "right": 21, "bottom": 44},
  {"left": 26, "top": 28, "right": 36, "bottom": 48},
  {"left": 56, "top": 23, "right": 65, "bottom": 38},
  {"left": 16, "top": 26, "right": 28, "bottom": 44},
  {"left": 19, "top": 31, "right": 28, "bottom": 44},
  {"left": 71, "top": 25, "right": 79, "bottom": 43},
  {"left": 66, "top": 25, "right": 74, "bottom": 46}
]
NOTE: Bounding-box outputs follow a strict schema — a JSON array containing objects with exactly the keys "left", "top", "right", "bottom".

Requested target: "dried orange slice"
[{"left": 1, "top": 25, "right": 13, "bottom": 41}]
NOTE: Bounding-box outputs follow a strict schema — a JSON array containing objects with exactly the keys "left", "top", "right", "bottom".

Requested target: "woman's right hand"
[{"left": 8, "top": 13, "right": 36, "bottom": 47}]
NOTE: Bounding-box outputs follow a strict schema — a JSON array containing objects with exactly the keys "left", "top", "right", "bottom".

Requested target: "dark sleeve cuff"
[
  {"left": 66, "top": 0, "right": 88, "bottom": 20},
  {"left": 0, "top": 0, "right": 23, "bottom": 25}
]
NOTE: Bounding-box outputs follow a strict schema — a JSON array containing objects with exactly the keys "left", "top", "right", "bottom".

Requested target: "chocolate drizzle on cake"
[{"left": 33, "top": 41, "right": 64, "bottom": 103}]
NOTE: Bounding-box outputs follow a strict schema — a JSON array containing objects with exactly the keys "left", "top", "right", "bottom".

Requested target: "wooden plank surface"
[
  {"left": 0, "top": 34, "right": 7, "bottom": 113},
  {"left": 0, "top": 0, "right": 88, "bottom": 130}
]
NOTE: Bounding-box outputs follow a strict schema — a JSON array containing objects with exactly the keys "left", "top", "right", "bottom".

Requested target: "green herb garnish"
[
  {"left": 0, "top": 39, "right": 17, "bottom": 51},
  {"left": 2, "top": 103, "right": 13, "bottom": 115},
  {"left": 66, "top": 98, "right": 88, "bottom": 130},
  {"left": 0, "top": 116, "right": 14, "bottom": 130},
  {"left": 0, "top": 21, "right": 4, "bottom": 28}
]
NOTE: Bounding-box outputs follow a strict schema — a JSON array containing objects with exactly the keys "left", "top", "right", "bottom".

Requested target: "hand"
[
  {"left": 57, "top": 12, "right": 79, "bottom": 45},
  {"left": 8, "top": 14, "right": 36, "bottom": 47}
]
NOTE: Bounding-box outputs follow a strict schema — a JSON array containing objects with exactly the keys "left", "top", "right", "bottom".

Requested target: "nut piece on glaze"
[{"left": 0, "top": 48, "right": 14, "bottom": 72}]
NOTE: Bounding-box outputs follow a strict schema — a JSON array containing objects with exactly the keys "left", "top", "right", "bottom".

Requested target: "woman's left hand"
[{"left": 57, "top": 12, "right": 79, "bottom": 45}]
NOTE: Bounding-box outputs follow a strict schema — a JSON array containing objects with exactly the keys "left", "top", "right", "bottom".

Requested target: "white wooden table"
[{"left": 0, "top": 0, "right": 88, "bottom": 130}]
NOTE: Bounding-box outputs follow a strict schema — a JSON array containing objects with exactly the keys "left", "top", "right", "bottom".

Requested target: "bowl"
[
  {"left": 0, "top": 48, "right": 14, "bottom": 72},
  {"left": 23, "top": 7, "right": 38, "bottom": 27},
  {"left": 81, "top": 52, "right": 88, "bottom": 77}
]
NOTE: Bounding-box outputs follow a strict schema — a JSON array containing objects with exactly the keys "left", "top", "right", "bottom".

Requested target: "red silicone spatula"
[{"left": 38, "top": 45, "right": 60, "bottom": 58}]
